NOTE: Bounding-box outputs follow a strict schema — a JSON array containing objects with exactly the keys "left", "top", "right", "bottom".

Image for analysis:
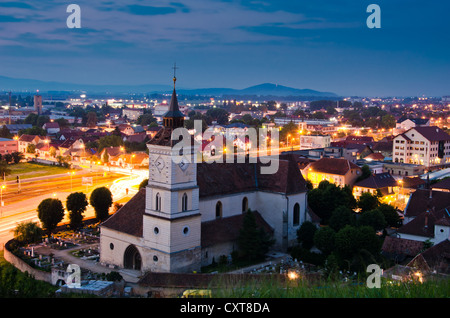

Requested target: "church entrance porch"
[{"left": 124, "top": 245, "right": 142, "bottom": 270}]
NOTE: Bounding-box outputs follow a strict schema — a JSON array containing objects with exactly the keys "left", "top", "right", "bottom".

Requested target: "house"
[
  {"left": 0, "top": 138, "right": 18, "bottom": 155},
  {"left": 364, "top": 152, "right": 385, "bottom": 161},
  {"left": 58, "top": 137, "right": 85, "bottom": 160},
  {"left": 406, "top": 239, "right": 450, "bottom": 275},
  {"left": 146, "top": 126, "right": 162, "bottom": 139},
  {"left": 302, "top": 157, "right": 362, "bottom": 188},
  {"left": 392, "top": 126, "right": 450, "bottom": 167},
  {"left": 5, "top": 124, "right": 32, "bottom": 135},
  {"left": 352, "top": 172, "right": 399, "bottom": 201},
  {"left": 382, "top": 162, "right": 425, "bottom": 178},
  {"left": 402, "top": 188, "right": 450, "bottom": 224},
  {"left": 122, "top": 108, "right": 144, "bottom": 121},
  {"left": 397, "top": 204, "right": 450, "bottom": 245},
  {"left": 344, "top": 135, "right": 374, "bottom": 146},
  {"left": 299, "top": 134, "right": 331, "bottom": 150},
  {"left": 330, "top": 141, "right": 374, "bottom": 159},
  {"left": 114, "top": 153, "right": 149, "bottom": 168},
  {"left": 123, "top": 133, "right": 148, "bottom": 144},
  {"left": 431, "top": 177, "right": 450, "bottom": 192},
  {"left": 18, "top": 134, "right": 48, "bottom": 154},
  {"left": 394, "top": 118, "right": 430, "bottom": 135},
  {"left": 42, "top": 122, "right": 60, "bottom": 135}
]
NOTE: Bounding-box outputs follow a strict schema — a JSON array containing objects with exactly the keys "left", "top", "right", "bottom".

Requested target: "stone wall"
[{"left": 3, "top": 240, "right": 52, "bottom": 284}]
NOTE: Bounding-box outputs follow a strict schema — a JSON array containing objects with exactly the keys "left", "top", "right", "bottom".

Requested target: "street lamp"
[{"left": 68, "top": 171, "right": 75, "bottom": 191}]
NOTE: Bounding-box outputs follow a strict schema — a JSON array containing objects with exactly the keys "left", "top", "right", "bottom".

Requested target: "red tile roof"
[
  {"left": 404, "top": 189, "right": 450, "bottom": 218},
  {"left": 431, "top": 177, "right": 450, "bottom": 191},
  {"left": 354, "top": 172, "right": 397, "bottom": 189},
  {"left": 411, "top": 126, "right": 450, "bottom": 142},
  {"left": 307, "top": 157, "right": 361, "bottom": 176},
  {"left": 398, "top": 205, "right": 450, "bottom": 238}
]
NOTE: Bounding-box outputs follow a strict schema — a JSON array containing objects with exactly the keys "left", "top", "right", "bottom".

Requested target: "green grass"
[
  {"left": 0, "top": 250, "right": 59, "bottom": 297},
  {"left": 211, "top": 276, "right": 450, "bottom": 298},
  {"left": 6, "top": 162, "right": 71, "bottom": 181}
]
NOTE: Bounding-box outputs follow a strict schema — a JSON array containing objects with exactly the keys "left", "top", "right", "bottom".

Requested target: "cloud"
[
  {"left": 124, "top": 4, "right": 178, "bottom": 15},
  {"left": 0, "top": 2, "right": 34, "bottom": 9},
  {"left": 0, "top": 15, "right": 25, "bottom": 22}
]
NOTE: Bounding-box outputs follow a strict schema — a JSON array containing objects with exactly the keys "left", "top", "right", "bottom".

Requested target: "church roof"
[
  {"left": 163, "top": 88, "right": 184, "bottom": 118},
  {"left": 196, "top": 157, "right": 308, "bottom": 198},
  {"left": 100, "top": 188, "right": 145, "bottom": 237}
]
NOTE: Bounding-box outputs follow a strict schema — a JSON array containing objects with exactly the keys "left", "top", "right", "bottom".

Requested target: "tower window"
[
  {"left": 216, "top": 201, "right": 222, "bottom": 218},
  {"left": 155, "top": 193, "right": 161, "bottom": 211},
  {"left": 242, "top": 197, "right": 248, "bottom": 213},
  {"left": 182, "top": 193, "right": 188, "bottom": 212},
  {"left": 293, "top": 203, "right": 300, "bottom": 226}
]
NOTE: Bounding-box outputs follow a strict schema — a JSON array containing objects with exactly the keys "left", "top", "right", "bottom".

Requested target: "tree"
[
  {"left": 357, "top": 192, "right": 380, "bottom": 213},
  {"left": 335, "top": 225, "right": 360, "bottom": 259},
  {"left": 308, "top": 181, "right": 357, "bottom": 224},
  {"left": 358, "top": 209, "right": 387, "bottom": 231},
  {"left": 139, "top": 178, "right": 148, "bottom": 189},
  {"left": 356, "top": 165, "right": 371, "bottom": 182},
  {"left": 237, "top": 210, "right": 274, "bottom": 261},
  {"left": 90, "top": 187, "right": 113, "bottom": 222},
  {"left": 13, "top": 221, "right": 44, "bottom": 245},
  {"left": 376, "top": 203, "right": 402, "bottom": 228},
  {"left": 102, "top": 151, "right": 109, "bottom": 164},
  {"left": 97, "top": 135, "right": 123, "bottom": 153},
  {"left": 0, "top": 125, "right": 12, "bottom": 138},
  {"left": 86, "top": 112, "right": 98, "bottom": 128},
  {"left": 66, "top": 192, "right": 88, "bottom": 230},
  {"left": 296, "top": 221, "right": 317, "bottom": 250},
  {"left": 313, "top": 227, "right": 336, "bottom": 255},
  {"left": 11, "top": 152, "right": 24, "bottom": 164},
  {"left": 381, "top": 114, "right": 396, "bottom": 129},
  {"left": 37, "top": 198, "right": 65, "bottom": 236},
  {"left": 0, "top": 161, "right": 11, "bottom": 178},
  {"left": 329, "top": 206, "right": 356, "bottom": 232},
  {"left": 26, "top": 143, "right": 36, "bottom": 154},
  {"left": 137, "top": 113, "right": 156, "bottom": 126}
]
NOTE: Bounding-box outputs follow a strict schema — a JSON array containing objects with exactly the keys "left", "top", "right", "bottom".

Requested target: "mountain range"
[{"left": 0, "top": 75, "right": 338, "bottom": 98}]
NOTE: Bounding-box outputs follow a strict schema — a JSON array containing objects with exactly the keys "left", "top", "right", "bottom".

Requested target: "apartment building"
[{"left": 392, "top": 126, "right": 450, "bottom": 168}]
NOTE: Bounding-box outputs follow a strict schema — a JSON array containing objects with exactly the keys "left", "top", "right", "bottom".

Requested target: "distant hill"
[
  {"left": 163, "top": 83, "right": 337, "bottom": 98},
  {"left": 0, "top": 75, "right": 337, "bottom": 97}
]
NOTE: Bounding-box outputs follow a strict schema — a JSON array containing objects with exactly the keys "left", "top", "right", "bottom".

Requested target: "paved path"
[{"left": 34, "top": 243, "right": 142, "bottom": 283}]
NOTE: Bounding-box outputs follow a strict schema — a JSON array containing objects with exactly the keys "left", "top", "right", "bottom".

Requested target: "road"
[{"left": 0, "top": 167, "right": 146, "bottom": 249}]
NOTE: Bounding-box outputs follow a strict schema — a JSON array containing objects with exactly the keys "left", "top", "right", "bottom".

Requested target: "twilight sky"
[{"left": 0, "top": 0, "right": 449, "bottom": 97}]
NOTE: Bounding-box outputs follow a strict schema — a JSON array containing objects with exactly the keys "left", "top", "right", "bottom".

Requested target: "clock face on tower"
[
  {"left": 155, "top": 156, "right": 165, "bottom": 172},
  {"left": 178, "top": 157, "right": 190, "bottom": 172}
]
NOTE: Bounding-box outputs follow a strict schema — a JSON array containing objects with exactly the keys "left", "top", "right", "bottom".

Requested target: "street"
[{"left": 0, "top": 166, "right": 146, "bottom": 249}]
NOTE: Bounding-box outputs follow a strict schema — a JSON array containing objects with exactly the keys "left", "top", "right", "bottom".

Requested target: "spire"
[{"left": 163, "top": 64, "right": 184, "bottom": 129}]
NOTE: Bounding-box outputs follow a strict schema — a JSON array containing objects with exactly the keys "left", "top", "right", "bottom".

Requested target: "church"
[{"left": 99, "top": 76, "right": 310, "bottom": 273}]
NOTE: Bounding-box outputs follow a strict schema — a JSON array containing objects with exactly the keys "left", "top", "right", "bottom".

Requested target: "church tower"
[{"left": 143, "top": 71, "right": 202, "bottom": 273}]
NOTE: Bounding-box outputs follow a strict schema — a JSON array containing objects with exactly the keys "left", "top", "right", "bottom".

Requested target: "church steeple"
[{"left": 163, "top": 63, "right": 184, "bottom": 129}]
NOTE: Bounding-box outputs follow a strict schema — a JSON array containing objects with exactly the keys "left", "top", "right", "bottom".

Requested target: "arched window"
[
  {"left": 155, "top": 193, "right": 161, "bottom": 211},
  {"left": 216, "top": 201, "right": 222, "bottom": 218},
  {"left": 182, "top": 193, "right": 188, "bottom": 212},
  {"left": 242, "top": 197, "right": 248, "bottom": 213},
  {"left": 293, "top": 203, "right": 300, "bottom": 226}
]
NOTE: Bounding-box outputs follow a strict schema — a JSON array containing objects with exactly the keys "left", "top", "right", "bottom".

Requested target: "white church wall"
[
  {"left": 199, "top": 192, "right": 258, "bottom": 222},
  {"left": 99, "top": 227, "right": 144, "bottom": 268}
]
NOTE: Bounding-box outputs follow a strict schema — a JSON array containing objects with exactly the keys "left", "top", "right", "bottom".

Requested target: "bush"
[{"left": 296, "top": 221, "right": 317, "bottom": 250}]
